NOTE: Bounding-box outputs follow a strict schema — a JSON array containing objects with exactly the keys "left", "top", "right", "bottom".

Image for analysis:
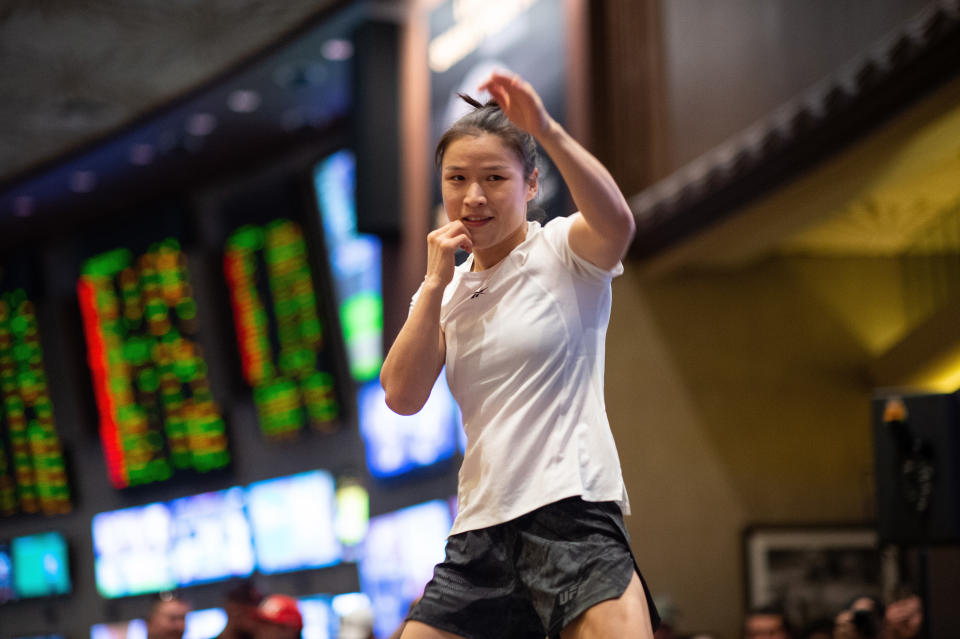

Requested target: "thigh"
[
  {"left": 559, "top": 572, "right": 655, "bottom": 639},
  {"left": 407, "top": 526, "right": 545, "bottom": 639},
  {"left": 399, "top": 620, "right": 468, "bottom": 639},
  {"left": 514, "top": 498, "right": 659, "bottom": 638}
]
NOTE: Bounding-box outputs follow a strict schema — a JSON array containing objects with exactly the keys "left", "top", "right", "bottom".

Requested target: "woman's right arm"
[{"left": 380, "top": 220, "right": 472, "bottom": 415}]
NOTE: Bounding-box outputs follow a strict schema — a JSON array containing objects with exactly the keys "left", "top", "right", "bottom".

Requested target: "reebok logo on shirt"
[{"left": 470, "top": 287, "right": 487, "bottom": 299}]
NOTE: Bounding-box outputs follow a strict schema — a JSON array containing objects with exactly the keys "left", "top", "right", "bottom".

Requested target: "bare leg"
[
  {"left": 398, "top": 620, "right": 469, "bottom": 639},
  {"left": 559, "top": 573, "right": 655, "bottom": 639}
]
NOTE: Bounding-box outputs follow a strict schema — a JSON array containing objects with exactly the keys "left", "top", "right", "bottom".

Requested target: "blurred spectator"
[
  {"left": 883, "top": 593, "right": 922, "bottom": 639},
  {"left": 256, "top": 594, "right": 303, "bottom": 639},
  {"left": 798, "top": 618, "right": 833, "bottom": 639},
  {"left": 146, "top": 593, "right": 190, "bottom": 639},
  {"left": 340, "top": 604, "right": 376, "bottom": 639},
  {"left": 833, "top": 596, "right": 884, "bottom": 639},
  {"left": 744, "top": 604, "right": 793, "bottom": 639},
  {"left": 214, "top": 580, "right": 263, "bottom": 639}
]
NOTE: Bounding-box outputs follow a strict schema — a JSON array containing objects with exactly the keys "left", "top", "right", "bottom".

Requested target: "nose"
[{"left": 464, "top": 181, "right": 486, "bottom": 206}]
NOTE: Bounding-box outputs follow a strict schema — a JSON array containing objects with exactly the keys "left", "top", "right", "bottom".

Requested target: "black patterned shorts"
[{"left": 406, "top": 497, "right": 660, "bottom": 639}]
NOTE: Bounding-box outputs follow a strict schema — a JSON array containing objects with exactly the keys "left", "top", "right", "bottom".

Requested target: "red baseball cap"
[{"left": 256, "top": 594, "right": 303, "bottom": 630}]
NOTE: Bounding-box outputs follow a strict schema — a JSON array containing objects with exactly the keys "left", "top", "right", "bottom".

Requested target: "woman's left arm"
[{"left": 480, "top": 71, "right": 635, "bottom": 270}]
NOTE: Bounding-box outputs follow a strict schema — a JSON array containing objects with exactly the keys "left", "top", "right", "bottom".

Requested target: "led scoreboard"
[
  {"left": 224, "top": 219, "right": 339, "bottom": 438},
  {"left": 0, "top": 287, "right": 71, "bottom": 516},
  {"left": 77, "top": 239, "right": 229, "bottom": 489}
]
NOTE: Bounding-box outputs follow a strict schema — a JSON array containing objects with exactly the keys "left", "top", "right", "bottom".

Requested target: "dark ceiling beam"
[{"left": 629, "top": 2, "right": 960, "bottom": 263}]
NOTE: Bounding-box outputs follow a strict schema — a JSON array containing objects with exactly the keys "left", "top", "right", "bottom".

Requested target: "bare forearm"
[
  {"left": 536, "top": 120, "right": 635, "bottom": 242},
  {"left": 380, "top": 281, "right": 446, "bottom": 415}
]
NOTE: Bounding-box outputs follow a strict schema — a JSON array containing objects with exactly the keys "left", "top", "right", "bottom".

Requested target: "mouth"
[{"left": 462, "top": 215, "right": 493, "bottom": 227}]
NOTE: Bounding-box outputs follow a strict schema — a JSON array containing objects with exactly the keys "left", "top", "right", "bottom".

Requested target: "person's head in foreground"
[
  {"left": 146, "top": 593, "right": 190, "bottom": 639},
  {"left": 256, "top": 594, "right": 303, "bottom": 639},
  {"left": 744, "top": 604, "right": 792, "bottom": 639}
]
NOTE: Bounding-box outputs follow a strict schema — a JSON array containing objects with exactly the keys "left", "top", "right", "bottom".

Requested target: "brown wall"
[{"left": 606, "top": 255, "right": 901, "bottom": 636}]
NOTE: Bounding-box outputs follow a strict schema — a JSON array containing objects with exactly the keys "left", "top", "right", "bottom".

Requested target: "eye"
[
  {"left": 445, "top": 174, "right": 464, "bottom": 182},
  {"left": 486, "top": 174, "right": 505, "bottom": 181}
]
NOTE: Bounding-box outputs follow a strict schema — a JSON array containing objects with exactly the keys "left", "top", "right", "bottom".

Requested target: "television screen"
[
  {"left": 359, "top": 500, "right": 451, "bottom": 637},
  {"left": 358, "top": 373, "right": 462, "bottom": 478},
  {"left": 11, "top": 531, "right": 71, "bottom": 598},
  {"left": 298, "top": 595, "right": 337, "bottom": 639},
  {"left": 168, "top": 487, "right": 255, "bottom": 586},
  {"left": 90, "top": 620, "right": 146, "bottom": 639},
  {"left": 0, "top": 281, "right": 72, "bottom": 517},
  {"left": 14, "top": 636, "right": 66, "bottom": 639},
  {"left": 92, "top": 502, "right": 175, "bottom": 598},
  {"left": 78, "top": 239, "right": 229, "bottom": 489},
  {"left": 313, "top": 149, "right": 383, "bottom": 382},
  {"left": 184, "top": 608, "right": 227, "bottom": 639},
  {"left": 0, "top": 542, "right": 14, "bottom": 603},
  {"left": 246, "top": 470, "right": 341, "bottom": 573},
  {"left": 223, "top": 218, "right": 341, "bottom": 438}
]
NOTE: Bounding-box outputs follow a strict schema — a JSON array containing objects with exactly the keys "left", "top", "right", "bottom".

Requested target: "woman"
[{"left": 380, "top": 70, "right": 658, "bottom": 639}]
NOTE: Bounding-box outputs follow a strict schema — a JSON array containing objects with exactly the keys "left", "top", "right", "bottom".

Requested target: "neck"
[{"left": 471, "top": 221, "right": 527, "bottom": 271}]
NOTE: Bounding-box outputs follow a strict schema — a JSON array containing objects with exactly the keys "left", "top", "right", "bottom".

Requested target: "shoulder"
[{"left": 537, "top": 214, "right": 624, "bottom": 281}]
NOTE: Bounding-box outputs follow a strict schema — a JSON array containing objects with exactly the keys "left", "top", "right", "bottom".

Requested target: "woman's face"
[{"left": 441, "top": 133, "right": 537, "bottom": 255}]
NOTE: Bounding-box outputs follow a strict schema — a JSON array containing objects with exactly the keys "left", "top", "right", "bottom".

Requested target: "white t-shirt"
[{"left": 417, "top": 215, "right": 629, "bottom": 535}]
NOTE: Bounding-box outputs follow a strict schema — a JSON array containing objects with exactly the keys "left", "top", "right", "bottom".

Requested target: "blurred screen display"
[
  {"left": 246, "top": 470, "right": 341, "bottom": 573},
  {"left": 184, "top": 608, "right": 227, "bottom": 639},
  {"left": 298, "top": 595, "right": 336, "bottom": 639},
  {"left": 358, "top": 373, "right": 462, "bottom": 478},
  {"left": 313, "top": 149, "right": 383, "bottom": 383},
  {"left": 0, "top": 284, "right": 71, "bottom": 517},
  {"left": 335, "top": 482, "right": 369, "bottom": 550},
  {"left": 359, "top": 500, "right": 452, "bottom": 637},
  {"left": 77, "top": 239, "right": 229, "bottom": 489},
  {"left": 0, "top": 542, "right": 14, "bottom": 603},
  {"left": 11, "top": 531, "right": 71, "bottom": 598},
  {"left": 168, "top": 487, "right": 255, "bottom": 586},
  {"left": 223, "top": 219, "right": 339, "bottom": 438},
  {"left": 92, "top": 502, "right": 175, "bottom": 598},
  {"left": 90, "top": 608, "right": 224, "bottom": 639},
  {"left": 89, "top": 620, "right": 146, "bottom": 639}
]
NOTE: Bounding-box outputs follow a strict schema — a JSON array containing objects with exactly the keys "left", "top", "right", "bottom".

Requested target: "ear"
[{"left": 525, "top": 168, "right": 539, "bottom": 202}]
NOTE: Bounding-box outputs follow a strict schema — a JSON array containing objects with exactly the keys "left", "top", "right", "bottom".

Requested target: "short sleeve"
[
  {"left": 408, "top": 281, "right": 424, "bottom": 316},
  {"left": 540, "top": 214, "right": 625, "bottom": 281}
]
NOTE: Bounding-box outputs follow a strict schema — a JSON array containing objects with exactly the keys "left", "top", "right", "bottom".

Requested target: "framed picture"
[{"left": 743, "top": 525, "right": 898, "bottom": 628}]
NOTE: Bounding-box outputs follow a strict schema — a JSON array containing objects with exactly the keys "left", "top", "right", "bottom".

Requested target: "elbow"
[
  {"left": 380, "top": 374, "right": 424, "bottom": 416},
  {"left": 383, "top": 390, "right": 422, "bottom": 416},
  {"left": 620, "top": 202, "right": 636, "bottom": 242}
]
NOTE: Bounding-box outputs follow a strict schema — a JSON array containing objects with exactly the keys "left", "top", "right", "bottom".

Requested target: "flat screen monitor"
[
  {"left": 90, "top": 620, "right": 147, "bottom": 639},
  {"left": 184, "top": 608, "right": 227, "bottom": 639},
  {"left": 313, "top": 149, "right": 383, "bottom": 383},
  {"left": 358, "top": 373, "right": 462, "bottom": 478},
  {"left": 11, "top": 531, "right": 71, "bottom": 598},
  {"left": 0, "top": 542, "right": 15, "bottom": 603},
  {"left": 92, "top": 502, "right": 175, "bottom": 598},
  {"left": 90, "top": 608, "right": 223, "bottom": 639},
  {"left": 331, "top": 591, "right": 372, "bottom": 619},
  {"left": 168, "top": 487, "right": 255, "bottom": 586},
  {"left": 359, "top": 500, "right": 452, "bottom": 638},
  {"left": 298, "top": 595, "right": 337, "bottom": 639},
  {"left": 246, "top": 470, "right": 341, "bottom": 573}
]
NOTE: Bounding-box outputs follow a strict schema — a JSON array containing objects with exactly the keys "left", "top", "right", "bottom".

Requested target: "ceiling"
[
  {"left": 0, "top": 0, "right": 364, "bottom": 242},
  {"left": 0, "top": 1, "right": 351, "bottom": 182}
]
